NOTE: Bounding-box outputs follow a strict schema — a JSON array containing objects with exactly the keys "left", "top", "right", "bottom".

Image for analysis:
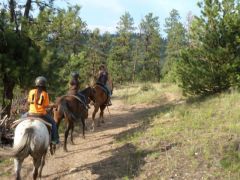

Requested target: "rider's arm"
[
  {"left": 43, "top": 92, "right": 50, "bottom": 108},
  {"left": 44, "top": 92, "right": 57, "bottom": 108}
]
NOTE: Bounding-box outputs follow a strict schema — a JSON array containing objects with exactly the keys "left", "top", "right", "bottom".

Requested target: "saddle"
[
  {"left": 64, "top": 94, "right": 89, "bottom": 110},
  {"left": 77, "top": 92, "right": 89, "bottom": 109},
  {"left": 11, "top": 115, "right": 52, "bottom": 135},
  {"left": 96, "top": 83, "right": 109, "bottom": 96}
]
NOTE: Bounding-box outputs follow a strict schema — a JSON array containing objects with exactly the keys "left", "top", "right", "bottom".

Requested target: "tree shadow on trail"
[
  {"left": 57, "top": 143, "right": 154, "bottom": 180},
  {"left": 115, "top": 102, "right": 178, "bottom": 143},
  {"left": 45, "top": 99, "right": 183, "bottom": 179},
  {"left": 91, "top": 143, "right": 153, "bottom": 179}
]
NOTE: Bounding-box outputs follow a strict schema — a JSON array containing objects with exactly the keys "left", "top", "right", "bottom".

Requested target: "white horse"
[{"left": 0, "top": 118, "right": 50, "bottom": 180}]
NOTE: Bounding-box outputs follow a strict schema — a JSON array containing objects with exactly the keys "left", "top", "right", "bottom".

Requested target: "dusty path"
[{"left": 3, "top": 93, "right": 178, "bottom": 180}]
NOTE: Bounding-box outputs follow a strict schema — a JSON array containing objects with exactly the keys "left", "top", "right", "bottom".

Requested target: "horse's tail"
[
  {"left": 0, "top": 127, "right": 34, "bottom": 158},
  {"left": 58, "top": 98, "right": 77, "bottom": 121}
]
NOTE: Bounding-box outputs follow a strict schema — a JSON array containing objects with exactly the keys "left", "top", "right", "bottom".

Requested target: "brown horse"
[
  {"left": 90, "top": 80, "right": 113, "bottom": 131},
  {"left": 53, "top": 87, "right": 94, "bottom": 151}
]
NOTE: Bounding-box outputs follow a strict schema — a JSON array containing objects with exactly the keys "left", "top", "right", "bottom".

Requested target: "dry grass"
[
  {"left": 114, "top": 83, "right": 181, "bottom": 105},
  {"left": 116, "top": 83, "right": 240, "bottom": 179}
]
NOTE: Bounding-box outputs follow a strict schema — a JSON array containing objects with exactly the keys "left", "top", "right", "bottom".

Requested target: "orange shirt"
[{"left": 28, "top": 89, "right": 49, "bottom": 115}]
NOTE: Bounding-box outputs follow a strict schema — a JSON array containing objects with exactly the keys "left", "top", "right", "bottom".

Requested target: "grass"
[
  {"left": 0, "top": 158, "right": 12, "bottom": 177},
  {"left": 115, "top": 83, "right": 240, "bottom": 179},
  {"left": 114, "top": 83, "right": 181, "bottom": 105}
]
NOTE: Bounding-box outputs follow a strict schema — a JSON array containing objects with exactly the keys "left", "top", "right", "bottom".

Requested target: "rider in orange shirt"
[{"left": 27, "top": 76, "right": 59, "bottom": 144}]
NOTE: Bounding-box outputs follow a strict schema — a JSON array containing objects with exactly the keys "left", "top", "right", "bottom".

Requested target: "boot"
[{"left": 107, "top": 97, "right": 112, "bottom": 106}]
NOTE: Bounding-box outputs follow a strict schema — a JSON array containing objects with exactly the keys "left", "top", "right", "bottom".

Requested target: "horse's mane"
[
  {"left": 80, "top": 87, "right": 91, "bottom": 94},
  {"left": 55, "top": 96, "right": 64, "bottom": 105}
]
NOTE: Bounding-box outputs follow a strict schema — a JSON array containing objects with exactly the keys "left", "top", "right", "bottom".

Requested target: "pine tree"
[
  {"left": 177, "top": 0, "right": 240, "bottom": 95},
  {"left": 0, "top": 1, "right": 47, "bottom": 117},
  {"left": 84, "top": 28, "right": 107, "bottom": 83},
  {"left": 162, "top": 9, "right": 187, "bottom": 82},
  {"left": 108, "top": 12, "right": 135, "bottom": 83},
  {"left": 138, "top": 13, "right": 162, "bottom": 81}
]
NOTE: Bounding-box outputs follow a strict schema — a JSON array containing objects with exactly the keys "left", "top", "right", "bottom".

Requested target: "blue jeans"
[
  {"left": 43, "top": 114, "right": 59, "bottom": 143},
  {"left": 105, "top": 84, "right": 112, "bottom": 96}
]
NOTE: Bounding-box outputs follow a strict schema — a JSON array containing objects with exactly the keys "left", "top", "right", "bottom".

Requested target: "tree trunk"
[
  {"left": 1, "top": 74, "right": 15, "bottom": 118},
  {"left": 9, "top": 0, "right": 15, "bottom": 22},
  {"left": 24, "top": 0, "right": 32, "bottom": 18}
]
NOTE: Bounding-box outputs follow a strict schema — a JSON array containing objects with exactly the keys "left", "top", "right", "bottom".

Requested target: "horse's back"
[{"left": 14, "top": 119, "right": 50, "bottom": 150}]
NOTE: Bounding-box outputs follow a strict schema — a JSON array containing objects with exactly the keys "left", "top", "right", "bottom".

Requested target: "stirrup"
[
  {"left": 51, "top": 139, "right": 59, "bottom": 145},
  {"left": 107, "top": 101, "right": 112, "bottom": 106}
]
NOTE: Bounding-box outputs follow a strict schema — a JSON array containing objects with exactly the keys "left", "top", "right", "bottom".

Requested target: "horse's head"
[{"left": 81, "top": 86, "right": 96, "bottom": 104}]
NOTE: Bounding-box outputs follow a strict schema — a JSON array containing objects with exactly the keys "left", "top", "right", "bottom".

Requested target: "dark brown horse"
[
  {"left": 90, "top": 80, "right": 113, "bottom": 131},
  {"left": 53, "top": 87, "right": 94, "bottom": 151}
]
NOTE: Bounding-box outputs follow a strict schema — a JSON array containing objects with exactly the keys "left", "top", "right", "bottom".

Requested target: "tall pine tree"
[
  {"left": 108, "top": 12, "right": 135, "bottom": 83},
  {"left": 138, "top": 13, "right": 162, "bottom": 81},
  {"left": 162, "top": 9, "right": 187, "bottom": 82},
  {"left": 177, "top": 0, "right": 240, "bottom": 95}
]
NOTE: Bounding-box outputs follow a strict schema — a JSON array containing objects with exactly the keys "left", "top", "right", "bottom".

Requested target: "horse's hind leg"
[
  {"left": 92, "top": 105, "right": 100, "bottom": 131},
  {"left": 70, "top": 123, "right": 75, "bottom": 145},
  {"left": 14, "top": 158, "right": 23, "bottom": 180},
  {"left": 100, "top": 105, "right": 106, "bottom": 123},
  {"left": 80, "top": 117, "right": 85, "bottom": 139},
  {"left": 39, "top": 150, "right": 47, "bottom": 178},
  {"left": 32, "top": 157, "right": 41, "bottom": 180},
  {"left": 64, "top": 122, "right": 72, "bottom": 152}
]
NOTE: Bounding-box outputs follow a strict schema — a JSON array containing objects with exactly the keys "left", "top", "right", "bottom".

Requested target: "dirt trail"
[{"left": 3, "top": 94, "right": 178, "bottom": 180}]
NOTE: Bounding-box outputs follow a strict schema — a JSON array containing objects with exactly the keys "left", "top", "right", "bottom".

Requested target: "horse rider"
[
  {"left": 68, "top": 72, "right": 80, "bottom": 95},
  {"left": 97, "top": 64, "right": 112, "bottom": 106},
  {"left": 68, "top": 72, "right": 89, "bottom": 108},
  {"left": 27, "top": 76, "right": 59, "bottom": 144}
]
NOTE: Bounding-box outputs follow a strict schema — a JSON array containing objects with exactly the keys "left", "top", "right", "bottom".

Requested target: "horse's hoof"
[{"left": 101, "top": 121, "right": 105, "bottom": 124}]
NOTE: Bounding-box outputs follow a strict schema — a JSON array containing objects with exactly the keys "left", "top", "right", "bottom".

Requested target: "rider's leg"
[
  {"left": 105, "top": 84, "right": 112, "bottom": 106},
  {"left": 77, "top": 92, "right": 90, "bottom": 109},
  {"left": 43, "top": 114, "right": 59, "bottom": 144}
]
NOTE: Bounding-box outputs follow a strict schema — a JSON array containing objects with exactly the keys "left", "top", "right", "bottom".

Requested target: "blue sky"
[
  {"left": 56, "top": 0, "right": 201, "bottom": 34},
  {"left": 56, "top": 0, "right": 200, "bottom": 33},
  {"left": 0, "top": 0, "right": 201, "bottom": 34}
]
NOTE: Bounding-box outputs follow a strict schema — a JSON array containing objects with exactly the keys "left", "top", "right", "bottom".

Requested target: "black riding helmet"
[
  {"left": 71, "top": 72, "right": 79, "bottom": 79},
  {"left": 35, "top": 76, "right": 47, "bottom": 87}
]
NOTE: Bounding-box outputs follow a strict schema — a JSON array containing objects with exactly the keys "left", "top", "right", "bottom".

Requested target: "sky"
[
  {"left": 0, "top": 0, "right": 201, "bottom": 34},
  {"left": 58, "top": 0, "right": 200, "bottom": 34}
]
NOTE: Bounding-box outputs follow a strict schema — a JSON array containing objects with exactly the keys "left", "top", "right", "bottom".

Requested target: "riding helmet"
[
  {"left": 35, "top": 76, "right": 47, "bottom": 87},
  {"left": 71, "top": 72, "right": 79, "bottom": 78}
]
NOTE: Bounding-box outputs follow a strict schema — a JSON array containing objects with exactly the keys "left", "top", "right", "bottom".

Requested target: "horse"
[
  {"left": 53, "top": 87, "right": 94, "bottom": 152},
  {"left": 90, "top": 80, "right": 113, "bottom": 131},
  {"left": 0, "top": 118, "right": 51, "bottom": 180}
]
